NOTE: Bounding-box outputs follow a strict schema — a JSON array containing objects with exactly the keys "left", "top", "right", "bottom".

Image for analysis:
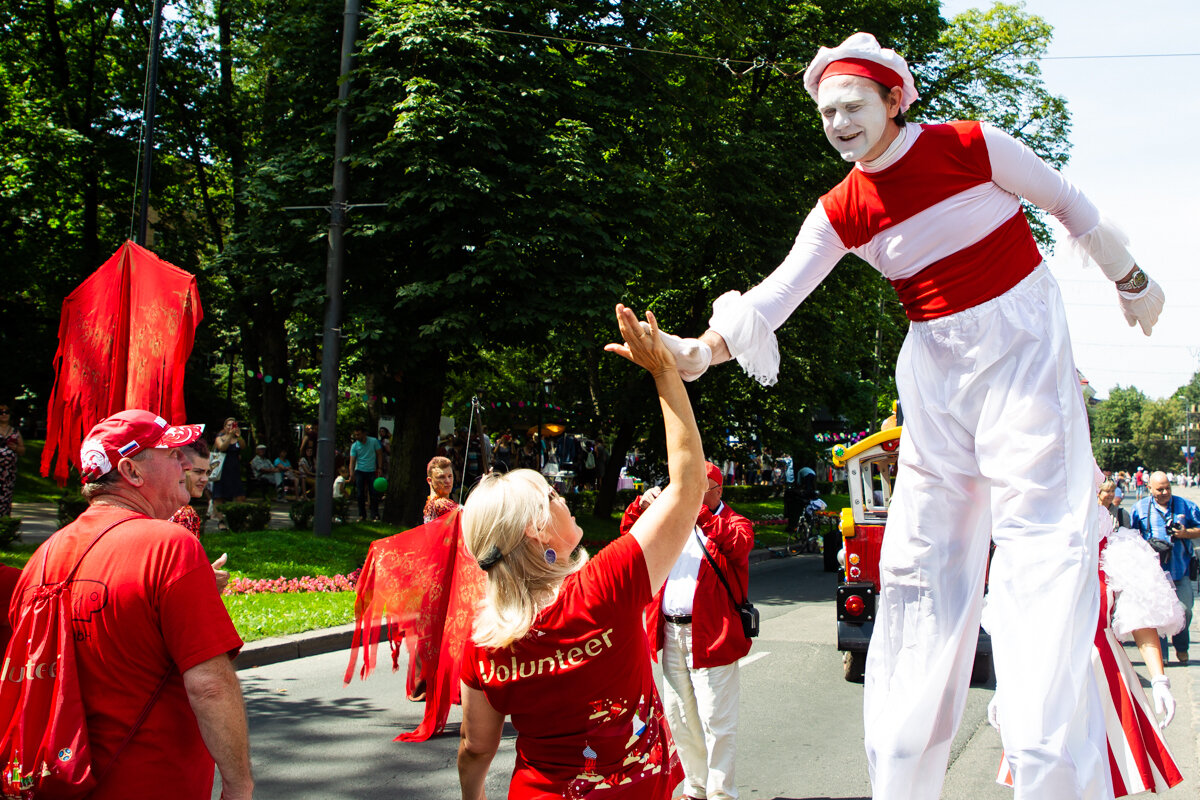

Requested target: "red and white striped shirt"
[{"left": 743, "top": 121, "right": 1102, "bottom": 322}]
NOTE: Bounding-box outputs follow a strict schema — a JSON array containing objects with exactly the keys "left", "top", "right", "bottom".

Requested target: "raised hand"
[{"left": 604, "top": 304, "right": 677, "bottom": 377}]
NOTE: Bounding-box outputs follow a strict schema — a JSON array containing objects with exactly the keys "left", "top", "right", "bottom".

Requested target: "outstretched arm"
[
  {"left": 699, "top": 330, "right": 732, "bottom": 365},
  {"left": 606, "top": 305, "right": 707, "bottom": 591},
  {"left": 984, "top": 124, "right": 1163, "bottom": 335}
]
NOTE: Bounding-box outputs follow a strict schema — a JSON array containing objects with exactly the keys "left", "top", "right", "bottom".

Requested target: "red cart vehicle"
[{"left": 831, "top": 425, "right": 992, "bottom": 683}]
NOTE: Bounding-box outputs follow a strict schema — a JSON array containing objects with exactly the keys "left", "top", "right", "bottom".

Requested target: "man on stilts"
[{"left": 653, "top": 32, "right": 1164, "bottom": 800}]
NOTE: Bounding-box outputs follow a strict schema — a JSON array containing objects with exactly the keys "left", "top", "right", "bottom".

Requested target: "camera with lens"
[{"left": 1166, "top": 519, "right": 1185, "bottom": 535}]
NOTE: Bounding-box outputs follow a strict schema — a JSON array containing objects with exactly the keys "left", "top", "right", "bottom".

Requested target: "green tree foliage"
[
  {"left": 1090, "top": 382, "right": 1200, "bottom": 474},
  {"left": 1090, "top": 385, "right": 1146, "bottom": 471},
  {"left": 1135, "top": 398, "right": 1181, "bottom": 472},
  {"left": 0, "top": 1, "right": 154, "bottom": 406},
  {"left": 2, "top": 0, "right": 1096, "bottom": 523},
  {"left": 915, "top": 2, "right": 1069, "bottom": 247}
]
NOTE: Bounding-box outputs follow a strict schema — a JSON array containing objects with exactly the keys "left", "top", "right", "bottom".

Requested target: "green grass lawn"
[
  {"left": 223, "top": 591, "right": 358, "bottom": 641},
  {"left": 201, "top": 523, "right": 387, "bottom": 642},
  {"left": 12, "top": 439, "right": 70, "bottom": 504},
  {"left": 1, "top": 467, "right": 850, "bottom": 642}
]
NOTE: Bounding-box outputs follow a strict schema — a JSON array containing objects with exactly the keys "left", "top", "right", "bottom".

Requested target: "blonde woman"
[{"left": 458, "top": 305, "right": 707, "bottom": 799}]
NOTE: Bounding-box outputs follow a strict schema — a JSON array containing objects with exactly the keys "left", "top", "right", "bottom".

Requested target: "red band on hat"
[
  {"left": 820, "top": 58, "right": 903, "bottom": 90},
  {"left": 705, "top": 462, "right": 724, "bottom": 487}
]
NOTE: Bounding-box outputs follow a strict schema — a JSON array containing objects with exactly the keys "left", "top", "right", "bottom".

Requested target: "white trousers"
[
  {"left": 661, "top": 621, "right": 740, "bottom": 800},
  {"left": 863, "top": 266, "right": 1108, "bottom": 800}
]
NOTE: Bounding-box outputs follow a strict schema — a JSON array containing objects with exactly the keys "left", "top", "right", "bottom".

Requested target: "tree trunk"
[
  {"left": 592, "top": 370, "right": 654, "bottom": 518},
  {"left": 258, "top": 307, "right": 292, "bottom": 455},
  {"left": 217, "top": 0, "right": 247, "bottom": 230},
  {"left": 385, "top": 358, "right": 447, "bottom": 526},
  {"left": 238, "top": 316, "right": 261, "bottom": 431},
  {"left": 594, "top": 417, "right": 637, "bottom": 518}
]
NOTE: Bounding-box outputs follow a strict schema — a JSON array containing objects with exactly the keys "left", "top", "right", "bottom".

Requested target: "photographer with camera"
[{"left": 1130, "top": 471, "right": 1200, "bottom": 665}]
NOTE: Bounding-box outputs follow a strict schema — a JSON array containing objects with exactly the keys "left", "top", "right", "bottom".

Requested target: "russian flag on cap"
[{"left": 117, "top": 440, "right": 141, "bottom": 457}]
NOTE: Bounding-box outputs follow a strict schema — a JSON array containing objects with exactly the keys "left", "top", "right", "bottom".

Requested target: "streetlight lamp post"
[{"left": 1183, "top": 404, "right": 1198, "bottom": 481}]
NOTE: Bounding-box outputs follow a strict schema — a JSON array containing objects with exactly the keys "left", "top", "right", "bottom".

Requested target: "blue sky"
[{"left": 937, "top": 0, "right": 1200, "bottom": 400}]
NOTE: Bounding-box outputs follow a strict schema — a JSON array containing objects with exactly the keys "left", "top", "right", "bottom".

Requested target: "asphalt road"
[{"left": 216, "top": 546, "right": 1200, "bottom": 799}]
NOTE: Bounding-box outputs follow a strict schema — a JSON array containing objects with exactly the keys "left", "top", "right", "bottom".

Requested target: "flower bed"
[{"left": 225, "top": 569, "right": 361, "bottom": 595}]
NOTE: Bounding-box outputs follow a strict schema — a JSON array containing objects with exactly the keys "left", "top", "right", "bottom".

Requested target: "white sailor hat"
[{"left": 803, "top": 32, "right": 919, "bottom": 113}]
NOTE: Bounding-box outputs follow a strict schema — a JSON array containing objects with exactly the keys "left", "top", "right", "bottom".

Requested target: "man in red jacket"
[{"left": 620, "top": 461, "right": 754, "bottom": 800}]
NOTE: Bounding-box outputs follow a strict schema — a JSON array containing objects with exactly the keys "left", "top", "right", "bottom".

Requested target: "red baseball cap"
[
  {"left": 80, "top": 410, "right": 204, "bottom": 483},
  {"left": 706, "top": 461, "right": 724, "bottom": 487}
]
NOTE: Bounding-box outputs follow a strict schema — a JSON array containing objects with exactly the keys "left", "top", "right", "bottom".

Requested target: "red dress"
[
  {"left": 462, "top": 535, "right": 683, "bottom": 798},
  {"left": 168, "top": 503, "right": 203, "bottom": 538}
]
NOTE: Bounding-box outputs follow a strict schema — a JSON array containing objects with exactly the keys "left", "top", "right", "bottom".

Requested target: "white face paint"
[{"left": 816, "top": 75, "right": 897, "bottom": 163}]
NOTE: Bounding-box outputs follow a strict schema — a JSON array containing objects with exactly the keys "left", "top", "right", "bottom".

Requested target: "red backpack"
[{"left": 0, "top": 517, "right": 166, "bottom": 798}]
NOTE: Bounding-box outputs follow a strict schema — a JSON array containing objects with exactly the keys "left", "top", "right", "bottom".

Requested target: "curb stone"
[{"left": 236, "top": 622, "right": 375, "bottom": 671}]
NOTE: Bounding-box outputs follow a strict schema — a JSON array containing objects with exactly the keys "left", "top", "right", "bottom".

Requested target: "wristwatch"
[{"left": 1116, "top": 267, "right": 1148, "bottom": 293}]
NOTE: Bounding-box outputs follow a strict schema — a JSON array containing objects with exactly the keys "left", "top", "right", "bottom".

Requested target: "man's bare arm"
[
  {"left": 183, "top": 654, "right": 253, "bottom": 800},
  {"left": 699, "top": 329, "right": 732, "bottom": 365}
]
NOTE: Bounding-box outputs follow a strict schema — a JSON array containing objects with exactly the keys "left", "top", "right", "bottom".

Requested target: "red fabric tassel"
[
  {"left": 344, "top": 510, "right": 486, "bottom": 742},
  {"left": 41, "top": 241, "right": 203, "bottom": 485}
]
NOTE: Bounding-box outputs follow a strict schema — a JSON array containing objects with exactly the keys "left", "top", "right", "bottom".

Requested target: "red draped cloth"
[
  {"left": 41, "top": 241, "right": 203, "bottom": 485},
  {"left": 344, "top": 509, "right": 486, "bottom": 742}
]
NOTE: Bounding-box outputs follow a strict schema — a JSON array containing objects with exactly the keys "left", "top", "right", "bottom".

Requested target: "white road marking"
[{"left": 739, "top": 652, "right": 770, "bottom": 667}]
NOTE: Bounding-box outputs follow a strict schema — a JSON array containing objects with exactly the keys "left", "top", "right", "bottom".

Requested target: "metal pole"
[
  {"left": 1189, "top": 405, "right": 1195, "bottom": 481},
  {"left": 314, "top": 0, "right": 361, "bottom": 536},
  {"left": 536, "top": 386, "right": 543, "bottom": 470},
  {"left": 136, "top": 0, "right": 166, "bottom": 246}
]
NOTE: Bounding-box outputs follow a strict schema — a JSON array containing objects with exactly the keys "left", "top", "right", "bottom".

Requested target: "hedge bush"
[
  {"left": 288, "top": 498, "right": 351, "bottom": 529},
  {"left": 333, "top": 496, "right": 350, "bottom": 522},
  {"left": 720, "top": 485, "right": 778, "bottom": 503},
  {"left": 289, "top": 500, "right": 315, "bottom": 530},
  {"left": 0, "top": 517, "right": 21, "bottom": 547},
  {"left": 220, "top": 501, "right": 271, "bottom": 532},
  {"left": 188, "top": 497, "right": 210, "bottom": 534}
]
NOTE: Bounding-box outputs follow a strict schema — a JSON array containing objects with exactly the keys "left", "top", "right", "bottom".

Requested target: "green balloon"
[{"left": 373, "top": 477, "right": 388, "bottom": 493}]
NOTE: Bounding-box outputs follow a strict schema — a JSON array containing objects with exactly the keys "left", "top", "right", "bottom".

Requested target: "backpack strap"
[
  {"left": 39, "top": 513, "right": 141, "bottom": 587},
  {"left": 93, "top": 668, "right": 172, "bottom": 787},
  {"left": 36, "top": 513, "right": 168, "bottom": 786}
]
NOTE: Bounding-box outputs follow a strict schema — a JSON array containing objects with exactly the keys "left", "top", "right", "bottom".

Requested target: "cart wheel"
[
  {"left": 970, "top": 652, "right": 993, "bottom": 685},
  {"left": 843, "top": 651, "right": 866, "bottom": 683}
]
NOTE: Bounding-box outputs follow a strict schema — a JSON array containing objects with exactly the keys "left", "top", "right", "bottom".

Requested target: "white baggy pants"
[
  {"left": 662, "top": 621, "right": 740, "bottom": 800},
  {"left": 863, "top": 265, "right": 1108, "bottom": 800}
]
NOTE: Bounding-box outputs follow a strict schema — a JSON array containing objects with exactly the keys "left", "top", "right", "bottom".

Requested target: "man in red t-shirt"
[
  {"left": 620, "top": 461, "right": 754, "bottom": 800},
  {"left": 9, "top": 409, "right": 252, "bottom": 799}
]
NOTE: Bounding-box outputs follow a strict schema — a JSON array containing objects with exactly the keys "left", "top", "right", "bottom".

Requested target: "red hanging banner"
[{"left": 41, "top": 241, "right": 203, "bottom": 485}]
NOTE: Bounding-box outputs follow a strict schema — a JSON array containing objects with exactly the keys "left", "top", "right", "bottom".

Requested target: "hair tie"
[{"left": 477, "top": 545, "right": 504, "bottom": 571}]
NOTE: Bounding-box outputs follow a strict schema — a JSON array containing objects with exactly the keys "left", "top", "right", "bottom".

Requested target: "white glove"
[
  {"left": 638, "top": 485, "right": 662, "bottom": 510},
  {"left": 1151, "top": 674, "right": 1175, "bottom": 728},
  {"left": 1118, "top": 276, "right": 1164, "bottom": 336},
  {"left": 987, "top": 695, "right": 1001, "bottom": 732},
  {"left": 640, "top": 322, "right": 712, "bottom": 381}
]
